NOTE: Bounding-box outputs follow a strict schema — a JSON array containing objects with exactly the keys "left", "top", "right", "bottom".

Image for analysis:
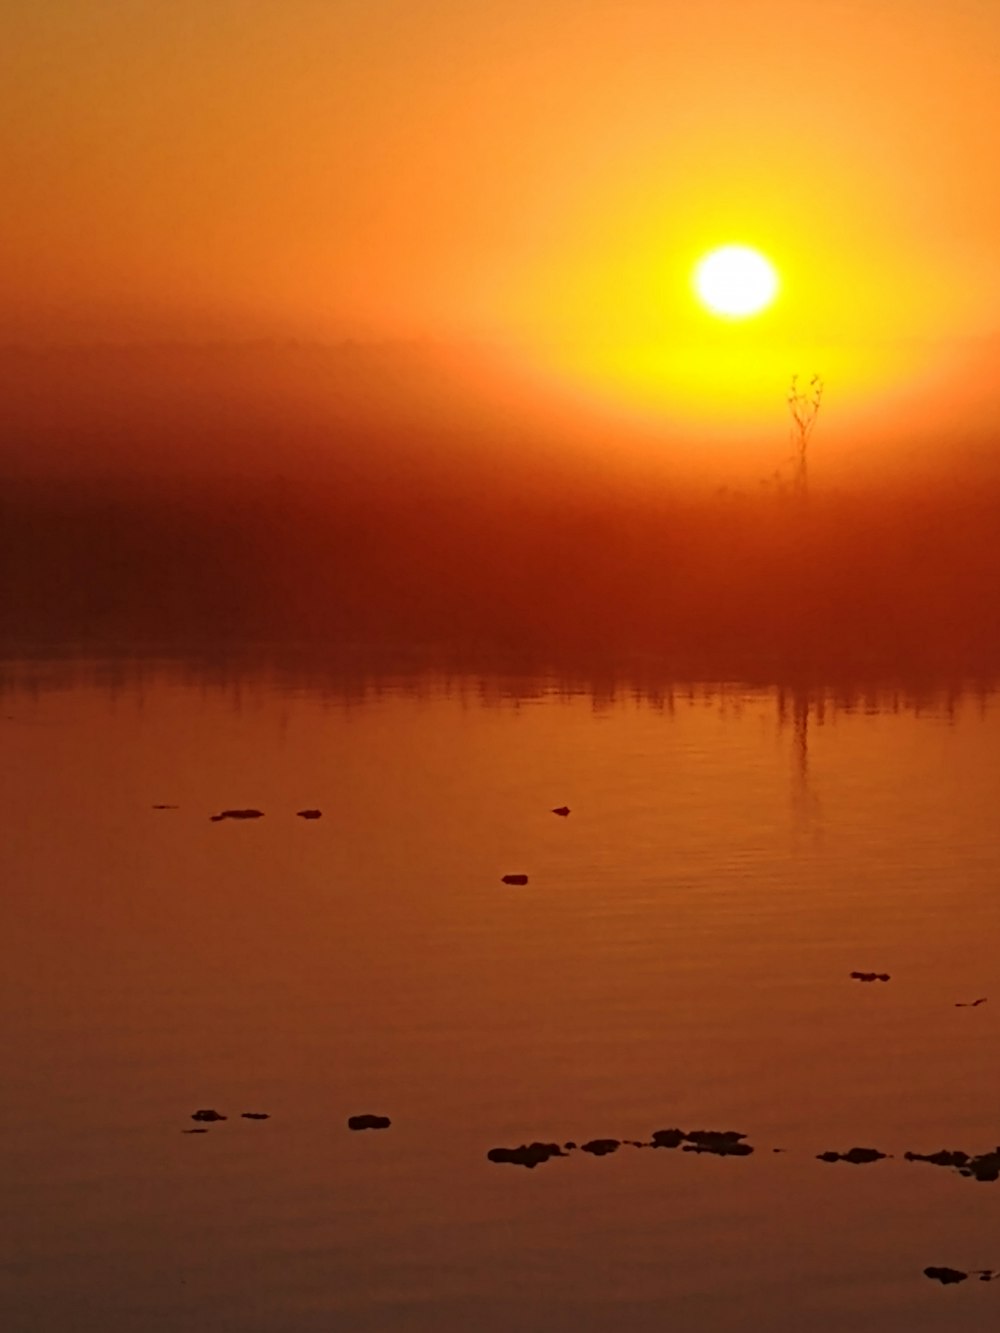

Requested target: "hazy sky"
[{"left": 4, "top": 0, "right": 999, "bottom": 435}]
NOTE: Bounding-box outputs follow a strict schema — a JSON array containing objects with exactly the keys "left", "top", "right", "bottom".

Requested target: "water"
[{"left": 3, "top": 657, "right": 1000, "bottom": 1332}]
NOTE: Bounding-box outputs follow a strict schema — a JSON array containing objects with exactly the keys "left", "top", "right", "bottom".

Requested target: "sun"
[{"left": 694, "top": 245, "right": 778, "bottom": 318}]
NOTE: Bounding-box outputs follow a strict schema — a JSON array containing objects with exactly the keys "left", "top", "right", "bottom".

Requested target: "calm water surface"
[{"left": 3, "top": 660, "right": 1000, "bottom": 1332}]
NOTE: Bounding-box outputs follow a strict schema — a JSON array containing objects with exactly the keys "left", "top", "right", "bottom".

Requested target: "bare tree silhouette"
[{"left": 787, "top": 374, "right": 824, "bottom": 500}]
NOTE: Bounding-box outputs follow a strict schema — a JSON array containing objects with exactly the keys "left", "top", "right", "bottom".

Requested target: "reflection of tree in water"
[
  {"left": 777, "top": 685, "right": 824, "bottom": 830},
  {"left": 773, "top": 682, "right": 971, "bottom": 833}
]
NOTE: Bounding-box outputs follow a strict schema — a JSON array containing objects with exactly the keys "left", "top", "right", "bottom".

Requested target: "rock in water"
[
  {"left": 551, "top": 806, "right": 571, "bottom": 817},
  {"left": 210, "top": 809, "right": 264, "bottom": 821},
  {"left": 501, "top": 874, "right": 529, "bottom": 885},
  {"left": 297, "top": 809, "right": 322, "bottom": 820},
  {"left": 924, "top": 1267, "right": 968, "bottom": 1285},
  {"left": 241, "top": 1112, "right": 270, "bottom": 1120},
  {"left": 191, "top": 1109, "right": 227, "bottom": 1122}
]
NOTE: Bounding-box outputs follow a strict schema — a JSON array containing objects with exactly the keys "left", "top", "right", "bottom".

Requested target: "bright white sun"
[{"left": 694, "top": 245, "right": 778, "bottom": 318}]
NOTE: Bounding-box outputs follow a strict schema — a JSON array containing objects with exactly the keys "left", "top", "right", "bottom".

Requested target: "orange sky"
[{"left": 4, "top": 0, "right": 1000, "bottom": 452}]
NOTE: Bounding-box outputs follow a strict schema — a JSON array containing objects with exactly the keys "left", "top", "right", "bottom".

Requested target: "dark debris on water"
[
  {"left": 906, "top": 1146, "right": 1000, "bottom": 1182},
  {"left": 850, "top": 971, "right": 891, "bottom": 982},
  {"left": 650, "top": 1128, "right": 753, "bottom": 1156},
  {"left": 488, "top": 1127, "right": 755, "bottom": 1167},
  {"left": 923, "top": 1267, "right": 998, "bottom": 1285},
  {"left": 681, "top": 1130, "right": 753, "bottom": 1156},
  {"left": 581, "top": 1138, "right": 621, "bottom": 1156},
  {"left": 487, "top": 1142, "right": 568, "bottom": 1168},
  {"left": 817, "top": 1147, "right": 887, "bottom": 1165},
  {"left": 348, "top": 1114, "right": 391, "bottom": 1131},
  {"left": 924, "top": 1267, "right": 969, "bottom": 1285},
  {"left": 210, "top": 809, "right": 264, "bottom": 822},
  {"left": 905, "top": 1149, "right": 970, "bottom": 1169}
]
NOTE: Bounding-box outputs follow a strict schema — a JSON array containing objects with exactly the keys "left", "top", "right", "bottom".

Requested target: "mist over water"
[{"left": 2, "top": 342, "right": 999, "bottom": 687}]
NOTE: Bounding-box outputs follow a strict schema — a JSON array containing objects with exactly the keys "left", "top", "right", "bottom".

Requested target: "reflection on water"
[{"left": 3, "top": 648, "right": 1000, "bottom": 1333}]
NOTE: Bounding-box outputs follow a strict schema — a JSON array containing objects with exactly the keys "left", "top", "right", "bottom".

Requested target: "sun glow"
[{"left": 694, "top": 246, "right": 778, "bottom": 318}]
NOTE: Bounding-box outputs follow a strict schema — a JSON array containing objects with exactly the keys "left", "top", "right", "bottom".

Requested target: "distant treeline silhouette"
[{"left": 2, "top": 474, "right": 999, "bottom": 686}]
